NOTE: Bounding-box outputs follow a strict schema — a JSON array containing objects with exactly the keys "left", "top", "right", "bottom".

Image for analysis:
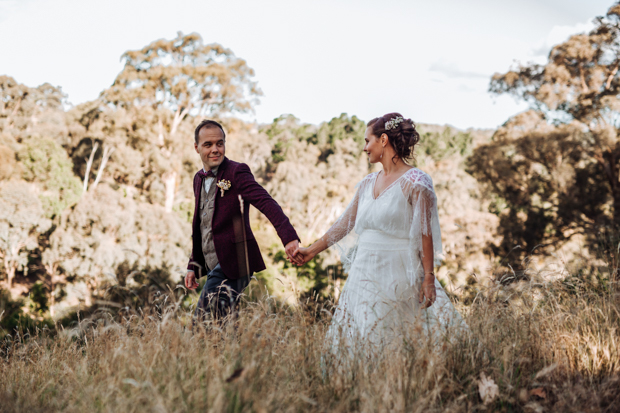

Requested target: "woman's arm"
[
  {"left": 419, "top": 233, "right": 437, "bottom": 308},
  {"left": 403, "top": 176, "right": 439, "bottom": 308},
  {"left": 294, "top": 181, "right": 364, "bottom": 265}
]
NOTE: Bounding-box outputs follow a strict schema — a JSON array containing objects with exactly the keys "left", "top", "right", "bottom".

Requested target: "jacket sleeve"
[
  {"left": 187, "top": 173, "right": 201, "bottom": 272},
  {"left": 235, "top": 163, "right": 299, "bottom": 246}
]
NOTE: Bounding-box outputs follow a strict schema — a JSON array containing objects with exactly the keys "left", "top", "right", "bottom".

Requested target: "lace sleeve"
[
  {"left": 401, "top": 170, "right": 443, "bottom": 267},
  {"left": 323, "top": 173, "right": 374, "bottom": 272},
  {"left": 324, "top": 185, "right": 361, "bottom": 248}
]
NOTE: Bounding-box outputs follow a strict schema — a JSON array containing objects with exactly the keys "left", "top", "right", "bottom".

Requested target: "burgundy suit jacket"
[{"left": 187, "top": 157, "right": 299, "bottom": 280}]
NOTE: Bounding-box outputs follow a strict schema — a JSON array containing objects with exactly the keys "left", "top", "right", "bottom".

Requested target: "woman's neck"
[{"left": 380, "top": 156, "right": 408, "bottom": 175}]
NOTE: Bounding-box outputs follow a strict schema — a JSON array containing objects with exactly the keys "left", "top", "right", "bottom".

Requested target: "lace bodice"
[{"left": 324, "top": 168, "right": 443, "bottom": 276}]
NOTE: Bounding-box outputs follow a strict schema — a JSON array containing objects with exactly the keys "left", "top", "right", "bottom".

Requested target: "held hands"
[
  {"left": 291, "top": 246, "right": 315, "bottom": 266},
  {"left": 284, "top": 240, "right": 316, "bottom": 266},
  {"left": 419, "top": 272, "right": 437, "bottom": 308}
]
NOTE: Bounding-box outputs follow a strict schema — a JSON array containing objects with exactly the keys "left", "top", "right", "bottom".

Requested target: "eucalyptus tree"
[
  {"left": 0, "top": 182, "right": 50, "bottom": 291},
  {"left": 101, "top": 32, "right": 262, "bottom": 212},
  {"left": 469, "top": 2, "right": 620, "bottom": 263}
]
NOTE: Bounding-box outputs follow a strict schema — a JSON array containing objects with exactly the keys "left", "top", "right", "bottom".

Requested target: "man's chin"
[{"left": 205, "top": 157, "right": 224, "bottom": 169}]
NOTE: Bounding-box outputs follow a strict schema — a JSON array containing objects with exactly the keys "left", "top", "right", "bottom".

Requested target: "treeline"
[{"left": 3, "top": 2, "right": 620, "bottom": 327}]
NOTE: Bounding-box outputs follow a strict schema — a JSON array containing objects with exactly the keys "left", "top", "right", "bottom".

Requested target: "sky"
[{"left": 0, "top": 0, "right": 613, "bottom": 129}]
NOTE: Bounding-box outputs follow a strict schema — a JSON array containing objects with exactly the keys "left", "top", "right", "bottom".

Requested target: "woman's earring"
[{"left": 380, "top": 146, "right": 384, "bottom": 159}]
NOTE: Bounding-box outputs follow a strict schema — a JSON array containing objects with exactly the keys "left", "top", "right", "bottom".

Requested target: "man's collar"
[{"left": 203, "top": 165, "right": 219, "bottom": 175}]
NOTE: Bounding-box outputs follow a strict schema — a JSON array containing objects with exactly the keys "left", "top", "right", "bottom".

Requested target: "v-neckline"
[{"left": 371, "top": 169, "right": 412, "bottom": 201}]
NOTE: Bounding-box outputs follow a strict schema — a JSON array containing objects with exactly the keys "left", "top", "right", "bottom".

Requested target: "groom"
[{"left": 185, "top": 119, "right": 300, "bottom": 320}]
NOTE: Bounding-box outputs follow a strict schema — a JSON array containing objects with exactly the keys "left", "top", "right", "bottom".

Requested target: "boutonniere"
[{"left": 216, "top": 179, "right": 231, "bottom": 197}]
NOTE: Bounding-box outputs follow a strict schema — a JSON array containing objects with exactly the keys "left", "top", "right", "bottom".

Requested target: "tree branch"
[
  {"left": 579, "top": 66, "right": 588, "bottom": 93},
  {"left": 605, "top": 63, "right": 619, "bottom": 90},
  {"left": 170, "top": 104, "right": 195, "bottom": 137}
]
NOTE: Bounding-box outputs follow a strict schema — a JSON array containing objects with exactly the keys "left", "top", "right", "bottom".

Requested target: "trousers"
[{"left": 194, "top": 263, "right": 250, "bottom": 321}]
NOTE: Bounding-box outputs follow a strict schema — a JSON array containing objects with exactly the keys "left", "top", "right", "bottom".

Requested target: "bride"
[{"left": 292, "top": 113, "right": 467, "bottom": 351}]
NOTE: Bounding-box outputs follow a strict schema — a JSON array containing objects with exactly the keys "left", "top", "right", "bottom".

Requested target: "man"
[{"left": 185, "top": 119, "right": 300, "bottom": 320}]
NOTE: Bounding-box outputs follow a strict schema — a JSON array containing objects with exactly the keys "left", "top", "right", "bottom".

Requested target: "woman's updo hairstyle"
[{"left": 367, "top": 112, "right": 420, "bottom": 163}]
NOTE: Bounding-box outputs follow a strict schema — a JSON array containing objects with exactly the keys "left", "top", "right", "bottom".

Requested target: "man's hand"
[
  {"left": 285, "top": 240, "right": 305, "bottom": 265},
  {"left": 185, "top": 270, "right": 199, "bottom": 290}
]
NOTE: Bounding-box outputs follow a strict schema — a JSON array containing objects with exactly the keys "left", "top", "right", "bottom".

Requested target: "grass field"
[{"left": 1, "top": 275, "right": 619, "bottom": 412}]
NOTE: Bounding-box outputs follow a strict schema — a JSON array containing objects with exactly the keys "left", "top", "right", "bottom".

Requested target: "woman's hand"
[
  {"left": 419, "top": 272, "right": 437, "bottom": 308},
  {"left": 287, "top": 238, "right": 327, "bottom": 266},
  {"left": 288, "top": 246, "right": 316, "bottom": 266}
]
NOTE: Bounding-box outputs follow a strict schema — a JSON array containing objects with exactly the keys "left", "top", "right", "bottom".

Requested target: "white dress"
[{"left": 324, "top": 168, "right": 467, "bottom": 353}]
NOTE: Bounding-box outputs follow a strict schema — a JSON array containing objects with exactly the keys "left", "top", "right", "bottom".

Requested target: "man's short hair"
[{"left": 194, "top": 119, "right": 226, "bottom": 143}]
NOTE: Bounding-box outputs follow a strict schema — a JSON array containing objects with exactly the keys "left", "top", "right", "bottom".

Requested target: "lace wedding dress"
[{"left": 324, "top": 168, "right": 467, "bottom": 352}]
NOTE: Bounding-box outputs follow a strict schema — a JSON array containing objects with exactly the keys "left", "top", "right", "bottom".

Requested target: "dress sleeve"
[
  {"left": 402, "top": 170, "right": 443, "bottom": 267},
  {"left": 324, "top": 184, "right": 361, "bottom": 247},
  {"left": 323, "top": 173, "right": 373, "bottom": 273}
]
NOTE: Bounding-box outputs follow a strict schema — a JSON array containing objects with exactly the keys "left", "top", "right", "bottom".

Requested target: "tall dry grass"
[{"left": 1, "top": 275, "right": 619, "bottom": 412}]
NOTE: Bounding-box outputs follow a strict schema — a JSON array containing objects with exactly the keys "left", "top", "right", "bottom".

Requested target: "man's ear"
[{"left": 194, "top": 142, "right": 199, "bottom": 153}]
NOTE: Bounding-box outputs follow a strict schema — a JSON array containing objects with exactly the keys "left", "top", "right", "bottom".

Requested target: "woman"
[{"left": 293, "top": 113, "right": 467, "bottom": 352}]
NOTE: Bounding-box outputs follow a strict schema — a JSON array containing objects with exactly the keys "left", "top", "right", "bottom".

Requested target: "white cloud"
[
  {"left": 530, "top": 20, "right": 596, "bottom": 59},
  {"left": 429, "top": 61, "right": 491, "bottom": 79}
]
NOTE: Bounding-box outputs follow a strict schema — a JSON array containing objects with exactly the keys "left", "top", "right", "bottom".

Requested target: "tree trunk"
[
  {"left": 157, "top": 119, "right": 165, "bottom": 147},
  {"left": 163, "top": 171, "right": 177, "bottom": 213},
  {"left": 5, "top": 261, "right": 15, "bottom": 290},
  {"left": 604, "top": 151, "right": 620, "bottom": 227},
  {"left": 44, "top": 262, "right": 58, "bottom": 318},
  {"left": 91, "top": 145, "right": 115, "bottom": 191},
  {"left": 83, "top": 142, "right": 99, "bottom": 193},
  {"left": 170, "top": 106, "right": 192, "bottom": 138},
  {"left": 614, "top": 187, "right": 620, "bottom": 228}
]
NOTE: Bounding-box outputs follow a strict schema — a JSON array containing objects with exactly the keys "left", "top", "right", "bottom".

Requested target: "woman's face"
[{"left": 363, "top": 127, "right": 383, "bottom": 163}]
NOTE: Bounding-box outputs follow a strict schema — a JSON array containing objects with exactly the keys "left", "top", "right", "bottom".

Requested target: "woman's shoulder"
[
  {"left": 356, "top": 171, "right": 379, "bottom": 187},
  {"left": 402, "top": 167, "right": 434, "bottom": 191},
  {"left": 363, "top": 171, "right": 380, "bottom": 181}
]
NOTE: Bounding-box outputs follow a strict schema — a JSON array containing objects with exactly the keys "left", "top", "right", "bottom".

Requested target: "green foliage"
[
  {"left": 0, "top": 181, "right": 51, "bottom": 287},
  {"left": 0, "top": 289, "right": 53, "bottom": 339},
  {"left": 103, "top": 261, "right": 181, "bottom": 312},
  {"left": 262, "top": 114, "right": 316, "bottom": 166},
  {"left": 313, "top": 113, "right": 367, "bottom": 161},
  {"left": 468, "top": 112, "right": 608, "bottom": 261},
  {"left": 48, "top": 184, "right": 190, "bottom": 290},
  {"left": 103, "top": 32, "right": 261, "bottom": 116},
  {"left": 469, "top": 3, "right": 620, "bottom": 267},
  {"left": 272, "top": 248, "right": 345, "bottom": 301},
  {"left": 173, "top": 200, "right": 194, "bottom": 223},
  {"left": 27, "top": 281, "right": 49, "bottom": 315},
  {"left": 19, "top": 137, "right": 82, "bottom": 217},
  {"left": 416, "top": 127, "right": 473, "bottom": 163},
  {"left": 0, "top": 288, "right": 24, "bottom": 335},
  {"left": 0, "top": 145, "right": 16, "bottom": 180}
]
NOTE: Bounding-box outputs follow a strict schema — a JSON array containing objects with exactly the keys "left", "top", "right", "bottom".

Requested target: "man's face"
[{"left": 195, "top": 126, "right": 226, "bottom": 170}]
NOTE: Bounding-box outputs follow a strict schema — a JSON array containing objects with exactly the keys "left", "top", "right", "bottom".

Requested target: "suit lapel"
[
  {"left": 216, "top": 157, "right": 229, "bottom": 182},
  {"left": 213, "top": 157, "right": 230, "bottom": 211}
]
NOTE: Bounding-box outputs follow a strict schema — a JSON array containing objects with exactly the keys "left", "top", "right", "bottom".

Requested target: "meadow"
[{"left": 1, "top": 268, "right": 618, "bottom": 412}]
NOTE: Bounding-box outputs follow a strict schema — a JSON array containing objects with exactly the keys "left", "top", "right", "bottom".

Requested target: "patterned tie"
[{"left": 198, "top": 169, "right": 214, "bottom": 180}]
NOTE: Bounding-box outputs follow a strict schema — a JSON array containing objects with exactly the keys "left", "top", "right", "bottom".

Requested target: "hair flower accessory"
[
  {"left": 216, "top": 179, "right": 231, "bottom": 197},
  {"left": 385, "top": 116, "right": 404, "bottom": 131}
]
